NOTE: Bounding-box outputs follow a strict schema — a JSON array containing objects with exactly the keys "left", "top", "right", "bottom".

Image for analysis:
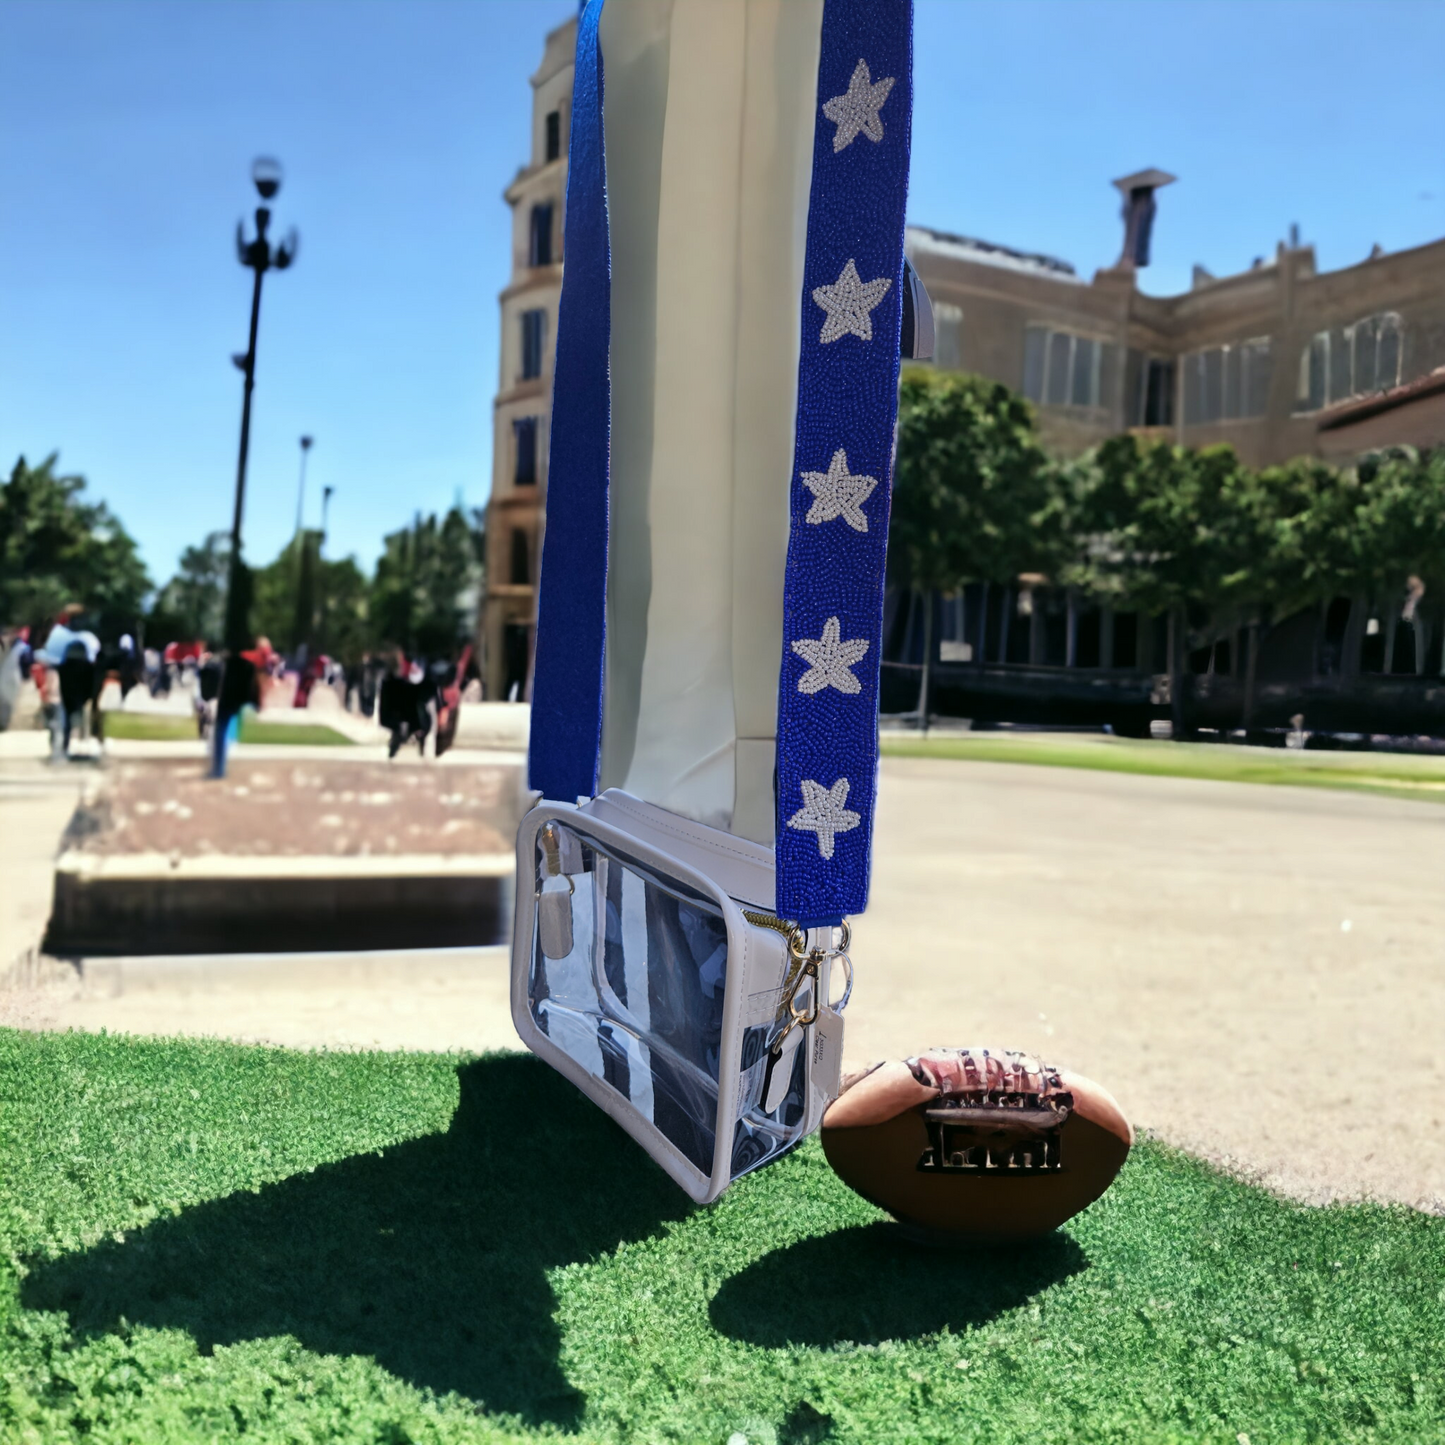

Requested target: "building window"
[
  {"left": 520, "top": 309, "right": 545, "bottom": 381},
  {"left": 510, "top": 528, "right": 530, "bottom": 585},
  {"left": 933, "top": 302, "right": 963, "bottom": 370},
  {"left": 1294, "top": 313, "right": 1403, "bottom": 413},
  {"left": 1023, "top": 326, "right": 1110, "bottom": 410},
  {"left": 513, "top": 417, "right": 538, "bottom": 485},
  {"left": 528, "top": 203, "right": 554, "bottom": 267},
  {"left": 1127, "top": 353, "right": 1176, "bottom": 427},
  {"left": 1183, "top": 337, "right": 1272, "bottom": 425},
  {"left": 545, "top": 109, "right": 562, "bottom": 163}
]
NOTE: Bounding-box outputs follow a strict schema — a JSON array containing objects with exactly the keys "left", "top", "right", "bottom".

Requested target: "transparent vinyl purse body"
[{"left": 510, "top": 791, "right": 845, "bottom": 1203}]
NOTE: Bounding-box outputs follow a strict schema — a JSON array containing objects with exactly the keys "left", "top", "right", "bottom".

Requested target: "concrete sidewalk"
[
  {"left": 10, "top": 946, "right": 519, "bottom": 1053},
  {"left": 0, "top": 754, "right": 84, "bottom": 998}
]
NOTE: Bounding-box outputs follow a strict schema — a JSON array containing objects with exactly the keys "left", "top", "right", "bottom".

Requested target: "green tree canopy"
[
  {"left": 889, "top": 369, "right": 1064, "bottom": 594},
  {"left": 1065, "top": 436, "right": 1266, "bottom": 619},
  {"left": 1289, "top": 447, "right": 1445, "bottom": 607},
  {"left": 370, "top": 506, "right": 484, "bottom": 660},
  {"left": 0, "top": 454, "right": 151, "bottom": 639},
  {"left": 250, "top": 532, "right": 373, "bottom": 662},
  {"left": 1068, "top": 437, "right": 1445, "bottom": 623},
  {"left": 147, "top": 531, "right": 230, "bottom": 646}
]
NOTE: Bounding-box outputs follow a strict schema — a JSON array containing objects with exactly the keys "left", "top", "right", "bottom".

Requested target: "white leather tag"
[
  {"left": 537, "top": 880, "right": 574, "bottom": 960},
  {"left": 763, "top": 1026, "right": 804, "bottom": 1114}
]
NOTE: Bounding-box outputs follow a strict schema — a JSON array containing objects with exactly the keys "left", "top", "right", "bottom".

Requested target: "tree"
[
  {"left": 370, "top": 506, "right": 485, "bottom": 660},
  {"left": 248, "top": 532, "right": 372, "bottom": 661},
  {"left": 147, "top": 531, "right": 230, "bottom": 645},
  {"left": 1065, "top": 436, "right": 1274, "bottom": 733},
  {"left": 0, "top": 453, "right": 151, "bottom": 639},
  {"left": 889, "top": 370, "right": 1063, "bottom": 726}
]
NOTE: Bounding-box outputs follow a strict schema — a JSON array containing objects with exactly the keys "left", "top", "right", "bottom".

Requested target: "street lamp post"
[
  {"left": 293, "top": 434, "right": 313, "bottom": 538},
  {"left": 291, "top": 434, "right": 314, "bottom": 656},
  {"left": 222, "top": 156, "right": 299, "bottom": 652},
  {"left": 318, "top": 485, "right": 335, "bottom": 656}
]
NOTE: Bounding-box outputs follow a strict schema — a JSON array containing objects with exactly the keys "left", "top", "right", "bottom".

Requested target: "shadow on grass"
[
  {"left": 22, "top": 1055, "right": 691, "bottom": 1429},
  {"left": 710, "top": 1223, "right": 1087, "bottom": 1347}
]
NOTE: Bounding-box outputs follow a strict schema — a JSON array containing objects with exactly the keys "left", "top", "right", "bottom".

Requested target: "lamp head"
[{"left": 251, "top": 156, "right": 284, "bottom": 200}]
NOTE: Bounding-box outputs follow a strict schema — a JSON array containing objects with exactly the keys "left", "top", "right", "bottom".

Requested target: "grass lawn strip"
[
  {"left": 881, "top": 732, "right": 1445, "bottom": 804},
  {"left": 100, "top": 711, "right": 354, "bottom": 746},
  {"left": 1, "top": 1031, "right": 1440, "bottom": 1443}
]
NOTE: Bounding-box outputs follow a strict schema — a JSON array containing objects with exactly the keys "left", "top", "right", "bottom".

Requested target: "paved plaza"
[{"left": 3, "top": 738, "right": 1441, "bottom": 1213}]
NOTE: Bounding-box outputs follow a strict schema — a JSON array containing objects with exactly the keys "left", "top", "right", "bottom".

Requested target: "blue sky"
[{"left": 4, "top": 0, "right": 1443, "bottom": 586}]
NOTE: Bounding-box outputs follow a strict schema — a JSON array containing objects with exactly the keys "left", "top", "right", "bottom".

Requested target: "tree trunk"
[
  {"left": 1168, "top": 605, "right": 1186, "bottom": 740},
  {"left": 974, "top": 582, "right": 988, "bottom": 672},
  {"left": 918, "top": 590, "right": 934, "bottom": 734},
  {"left": 1241, "top": 619, "right": 1260, "bottom": 735}
]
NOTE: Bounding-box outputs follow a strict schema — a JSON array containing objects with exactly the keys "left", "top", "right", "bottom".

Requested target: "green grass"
[
  {"left": 881, "top": 731, "right": 1445, "bottom": 804},
  {"left": 1, "top": 1031, "right": 1441, "bottom": 1443},
  {"left": 100, "top": 711, "right": 354, "bottom": 746}
]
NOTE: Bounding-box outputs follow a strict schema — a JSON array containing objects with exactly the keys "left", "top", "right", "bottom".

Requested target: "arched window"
[
  {"left": 1294, "top": 312, "right": 1403, "bottom": 412},
  {"left": 510, "top": 528, "right": 530, "bottom": 586}
]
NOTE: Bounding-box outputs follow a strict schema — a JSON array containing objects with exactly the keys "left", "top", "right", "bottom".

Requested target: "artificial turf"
[
  {"left": 880, "top": 731, "right": 1445, "bottom": 805},
  {"left": 99, "top": 712, "right": 355, "bottom": 746},
  {"left": 1, "top": 1029, "right": 1440, "bottom": 1444}
]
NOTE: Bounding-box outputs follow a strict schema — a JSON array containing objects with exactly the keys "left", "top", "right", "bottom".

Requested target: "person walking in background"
[
  {"left": 0, "top": 627, "right": 30, "bottom": 732},
  {"left": 210, "top": 637, "right": 269, "bottom": 778},
  {"left": 379, "top": 652, "right": 433, "bottom": 758},
  {"left": 56, "top": 635, "right": 96, "bottom": 757},
  {"left": 117, "top": 634, "right": 141, "bottom": 700},
  {"left": 343, "top": 658, "right": 360, "bottom": 713},
  {"left": 359, "top": 652, "right": 383, "bottom": 719},
  {"left": 196, "top": 650, "right": 221, "bottom": 739},
  {"left": 36, "top": 605, "right": 93, "bottom": 762},
  {"left": 433, "top": 644, "right": 471, "bottom": 758}
]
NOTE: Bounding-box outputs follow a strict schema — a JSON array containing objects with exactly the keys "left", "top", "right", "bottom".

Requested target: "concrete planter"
[{"left": 46, "top": 850, "right": 514, "bottom": 956}]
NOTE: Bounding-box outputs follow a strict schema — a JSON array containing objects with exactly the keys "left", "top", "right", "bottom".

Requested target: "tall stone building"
[
  {"left": 908, "top": 171, "right": 1445, "bottom": 468},
  {"left": 480, "top": 17, "right": 575, "bottom": 701},
  {"left": 482, "top": 25, "right": 1445, "bottom": 697}
]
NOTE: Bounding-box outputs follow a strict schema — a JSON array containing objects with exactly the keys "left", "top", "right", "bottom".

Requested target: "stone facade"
[
  {"left": 480, "top": 17, "right": 575, "bottom": 701},
  {"left": 908, "top": 200, "right": 1445, "bottom": 471},
  {"left": 483, "top": 31, "right": 1445, "bottom": 699}
]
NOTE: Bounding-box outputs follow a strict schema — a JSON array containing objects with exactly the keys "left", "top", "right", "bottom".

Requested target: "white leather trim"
[{"left": 580, "top": 788, "right": 776, "bottom": 911}]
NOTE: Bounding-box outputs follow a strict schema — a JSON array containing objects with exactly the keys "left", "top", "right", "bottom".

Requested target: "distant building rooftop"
[
  {"left": 906, "top": 224, "right": 1081, "bottom": 284},
  {"left": 1316, "top": 365, "right": 1445, "bottom": 432}
]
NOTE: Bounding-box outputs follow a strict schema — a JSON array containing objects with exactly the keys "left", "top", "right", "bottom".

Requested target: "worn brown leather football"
[{"left": 821, "top": 1047, "right": 1132, "bottom": 1243}]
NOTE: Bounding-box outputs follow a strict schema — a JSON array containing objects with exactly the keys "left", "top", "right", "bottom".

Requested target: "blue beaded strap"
[
  {"left": 528, "top": 0, "right": 609, "bottom": 806},
  {"left": 775, "top": 0, "right": 912, "bottom": 924},
  {"left": 529, "top": 0, "right": 913, "bottom": 928}
]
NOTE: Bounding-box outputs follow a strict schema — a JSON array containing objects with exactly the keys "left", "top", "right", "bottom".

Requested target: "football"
[{"left": 821, "top": 1047, "right": 1132, "bottom": 1243}]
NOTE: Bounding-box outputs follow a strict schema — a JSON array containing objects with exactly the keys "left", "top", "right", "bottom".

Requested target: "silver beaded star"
[
  {"left": 812, "top": 258, "right": 892, "bottom": 344},
  {"left": 792, "top": 617, "right": 869, "bottom": 695},
  {"left": 787, "top": 777, "right": 861, "bottom": 860},
  {"left": 821, "top": 58, "right": 896, "bottom": 153},
  {"left": 801, "top": 448, "right": 877, "bottom": 532}
]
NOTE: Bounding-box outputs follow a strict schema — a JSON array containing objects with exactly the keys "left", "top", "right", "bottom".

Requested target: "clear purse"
[
  {"left": 510, "top": 791, "right": 850, "bottom": 1204},
  {"left": 512, "top": 0, "right": 913, "bottom": 1201}
]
